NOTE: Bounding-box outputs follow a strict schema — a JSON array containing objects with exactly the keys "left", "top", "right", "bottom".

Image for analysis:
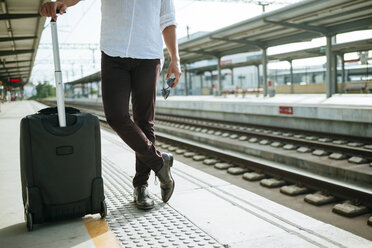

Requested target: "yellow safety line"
[{"left": 83, "top": 215, "right": 121, "bottom": 248}]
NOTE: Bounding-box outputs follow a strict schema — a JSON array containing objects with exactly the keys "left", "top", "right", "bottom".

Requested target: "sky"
[{"left": 30, "top": 0, "right": 372, "bottom": 84}]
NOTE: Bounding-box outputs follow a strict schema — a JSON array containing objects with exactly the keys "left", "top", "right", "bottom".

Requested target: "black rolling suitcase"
[{"left": 20, "top": 17, "right": 106, "bottom": 231}]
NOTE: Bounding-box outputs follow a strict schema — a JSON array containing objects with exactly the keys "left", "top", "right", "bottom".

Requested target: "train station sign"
[
  {"left": 279, "top": 106, "right": 293, "bottom": 115},
  {"left": 10, "top": 78, "right": 21, "bottom": 83}
]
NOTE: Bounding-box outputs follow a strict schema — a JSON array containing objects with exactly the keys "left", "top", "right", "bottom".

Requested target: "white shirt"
[{"left": 100, "top": 0, "right": 177, "bottom": 60}]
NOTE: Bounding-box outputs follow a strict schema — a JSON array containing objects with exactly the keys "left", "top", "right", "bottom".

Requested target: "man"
[{"left": 39, "top": 0, "right": 181, "bottom": 210}]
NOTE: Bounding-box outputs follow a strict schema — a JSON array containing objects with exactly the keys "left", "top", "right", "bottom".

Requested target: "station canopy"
[
  {"left": 0, "top": 0, "right": 46, "bottom": 88},
  {"left": 165, "top": 0, "right": 372, "bottom": 65},
  {"left": 186, "top": 38, "right": 372, "bottom": 72}
]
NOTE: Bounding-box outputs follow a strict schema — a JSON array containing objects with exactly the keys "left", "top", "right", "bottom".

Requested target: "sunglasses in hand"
[{"left": 161, "top": 78, "right": 175, "bottom": 100}]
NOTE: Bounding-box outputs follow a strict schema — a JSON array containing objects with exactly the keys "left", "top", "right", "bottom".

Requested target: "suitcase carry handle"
[
  {"left": 51, "top": 12, "right": 67, "bottom": 127},
  {"left": 38, "top": 106, "right": 80, "bottom": 115},
  {"left": 40, "top": 113, "right": 84, "bottom": 136}
]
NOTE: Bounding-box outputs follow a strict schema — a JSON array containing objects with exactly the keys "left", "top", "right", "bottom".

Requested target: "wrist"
[{"left": 170, "top": 56, "right": 180, "bottom": 62}]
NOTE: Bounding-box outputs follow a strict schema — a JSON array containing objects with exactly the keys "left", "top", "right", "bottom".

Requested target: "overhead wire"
[{"left": 62, "top": 0, "right": 98, "bottom": 43}]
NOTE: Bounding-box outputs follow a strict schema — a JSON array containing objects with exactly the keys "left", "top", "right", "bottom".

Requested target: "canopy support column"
[
  {"left": 289, "top": 59, "right": 294, "bottom": 94},
  {"left": 256, "top": 64, "right": 260, "bottom": 95},
  {"left": 326, "top": 36, "right": 333, "bottom": 98},
  {"left": 333, "top": 54, "right": 338, "bottom": 93},
  {"left": 184, "top": 64, "right": 188, "bottom": 96},
  {"left": 340, "top": 53, "right": 345, "bottom": 93},
  {"left": 217, "top": 57, "right": 222, "bottom": 95},
  {"left": 262, "top": 48, "right": 268, "bottom": 97},
  {"left": 231, "top": 68, "right": 234, "bottom": 86}
]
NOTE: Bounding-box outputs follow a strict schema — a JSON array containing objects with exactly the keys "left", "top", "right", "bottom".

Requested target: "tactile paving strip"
[{"left": 102, "top": 157, "right": 223, "bottom": 248}]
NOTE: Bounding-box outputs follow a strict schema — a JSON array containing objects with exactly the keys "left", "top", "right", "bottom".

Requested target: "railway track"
[
  {"left": 39, "top": 99, "right": 372, "bottom": 230},
  {"left": 41, "top": 99, "right": 372, "bottom": 162}
]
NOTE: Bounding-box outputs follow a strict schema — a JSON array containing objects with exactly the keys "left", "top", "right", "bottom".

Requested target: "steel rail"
[{"left": 157, "top": 115, "right": 372, "bottom": 160}]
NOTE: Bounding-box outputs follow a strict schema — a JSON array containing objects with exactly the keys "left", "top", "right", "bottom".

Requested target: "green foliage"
[
  {"left": 90, "top": 89, "right": 99, "bottom": 94},
  {"left": 29, "top": 83, "right": 56, "bottom": 100}
]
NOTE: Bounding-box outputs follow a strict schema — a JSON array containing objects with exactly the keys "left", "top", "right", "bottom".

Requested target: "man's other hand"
[
  {"left": 39, "top": 1, "right": 67, "bottom": 21},
  {"left": 166, "top": 60, "right": 182, "bottom": 89}
]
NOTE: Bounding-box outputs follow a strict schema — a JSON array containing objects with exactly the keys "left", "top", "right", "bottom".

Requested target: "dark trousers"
[{"left": 101, "top": 52, "right": 163, "bottom": 187}]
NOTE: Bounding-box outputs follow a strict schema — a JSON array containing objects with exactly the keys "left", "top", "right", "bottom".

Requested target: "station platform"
[
  {"left": 65, "top": 93, "right": 372, "bottom": 138},
  {"left": 1, "top": 100, "right": 371, "bottom": 248}
]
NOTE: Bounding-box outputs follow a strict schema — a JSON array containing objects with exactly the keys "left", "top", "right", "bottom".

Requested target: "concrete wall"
[
  {"left": 156, "top": 99, "right": 372, "bottom": 138},
  {"left": 59, "top": 97, "right": 372, "bottom": 138}
]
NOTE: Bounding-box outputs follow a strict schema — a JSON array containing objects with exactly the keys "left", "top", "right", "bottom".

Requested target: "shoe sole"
[
  {"left": 136, "top": 205, "right": 154, "bottom": 210},
  {"left": 133, "top": 198, "right": 155, "bottom": 210}
]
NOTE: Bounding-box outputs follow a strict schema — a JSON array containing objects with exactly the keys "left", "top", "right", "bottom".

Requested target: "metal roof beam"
[
  {"left": 3, "top": 71, "right": 30, "bottom": 77},
  {"left": 1, "top": 59, "right": 32, "bottom": 66},
  {"left": 0, "top": 36, "right": 37, "bottom": 42},
  {"left": 0, "top": 68, "right": 30, "bottom": 74},
  {"left": 0, "top": 13, "right": 40, "bottom": 20},
  {"left": 210, "top": 36, "right": 266, "bottom": 49},
  {"left": 328, "top": 17, "right": 372, "bottom": 35},
  {"left": 65, "top": 72, "right": 101, "bottom": 85},
  {"left": 0, "top": 49, "right": 34, "bottom": 56},
  {"left": 180, "top": 48, "right": 219, "bottom": 57},
  {"left": 306, "top": 50, "right": 324, "bottom": 56},
  {"left": 0, "top": 65, "right": 30, "bottom": 72},
  {"left": 0, "top": 71, "right": 29, "bottom": 77},
  {"left": 263, "top": 19, "right": 329, "bottom": 36},
  {"left": 2, "top": 59, "right": 32, "bottom": 64},
  {"left": 266, "top": 32, "right": 316, "bottom": 47}
]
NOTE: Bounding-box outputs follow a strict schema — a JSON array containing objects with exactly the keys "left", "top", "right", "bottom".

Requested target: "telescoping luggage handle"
[{"left": 50, "top": 15, "right": 66, "bottom": 127}]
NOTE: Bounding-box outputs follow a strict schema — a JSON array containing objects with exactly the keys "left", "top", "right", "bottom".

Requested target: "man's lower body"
[{"left": 101, "top": 52, "right": 175, "bottom": 209}]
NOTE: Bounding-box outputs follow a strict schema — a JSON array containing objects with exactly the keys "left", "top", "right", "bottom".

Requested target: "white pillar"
[
  {"left": 262, "top": 48, "right": 268, "bottom": 97},
  {"left": 326, "top": 36, "right": 333, "bottom": 98},
  {"left": 217, "top": 57, "right": 222, "bottom": 95},
  {"left": 289, "top": 60, "right": 294, "bottom": 94},
  {"left": 184, "top": 64, "right": 188, "bottom": 96},
  {"left": 256, "top": 64, "right": 260, "bottom": 94},
  {"left": 341, "top": 53, "right": 345, "bottom": 93},
  {"left": 231, "top": 68, "right": 234, "bottom": 86}
]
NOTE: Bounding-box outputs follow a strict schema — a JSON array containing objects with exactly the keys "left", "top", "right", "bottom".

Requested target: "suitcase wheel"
[
  {"left": 26, "top": 212, "right": 33, "bottom": 232},
  {"left": 100, "top": 201, "right": 107, "bottom": 219}
]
